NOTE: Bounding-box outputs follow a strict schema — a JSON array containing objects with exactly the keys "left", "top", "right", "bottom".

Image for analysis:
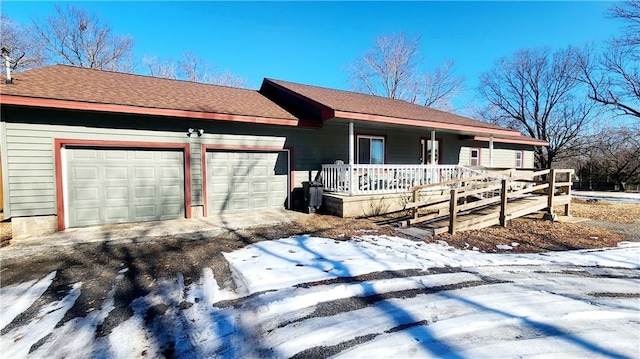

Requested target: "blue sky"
[{"left": 2, "top": 1, "right": 623, "bottom": 111}]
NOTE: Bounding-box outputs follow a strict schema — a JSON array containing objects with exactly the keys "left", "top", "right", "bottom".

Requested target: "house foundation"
[{"left": 323, "top": 192, "right": 411, "bottom": 218}]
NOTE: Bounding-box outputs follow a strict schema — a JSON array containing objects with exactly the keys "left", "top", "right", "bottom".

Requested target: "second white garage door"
[
  {"left": 65, "top": 147, "right": 185, "bottom": 228},
  {"left": 206, "top": 151, "right": 289, "bottom": 214}
]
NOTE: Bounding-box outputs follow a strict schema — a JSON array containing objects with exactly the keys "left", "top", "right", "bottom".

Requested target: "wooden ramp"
[{"left": 401, "top": 169, "right": 574, "bottom": 236}]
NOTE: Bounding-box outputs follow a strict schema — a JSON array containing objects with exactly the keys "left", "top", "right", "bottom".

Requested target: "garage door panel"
[
  {"left": 134, "top": 186, "right": 155, "bottom": 199},
  {"left": 232, "top": 166, "right": 250, "bottom": 177},
  {"left": 133, "top": 151, "right": 154, "bottom": 160},
  {"left": 252, "top": 198, "right": 268, "bottom": 209},
  {"left": 73, "top": 187, "right": 100, "bottom": 201},
  {"left": 75, "top": 208, "right": 101, "bottom": 223},
  {"left": 252, "top": 165, "right": 268, "bottom": 176},
  {"left": 232, "top": 198, "right": 249, "bottom": 211},
  {"left": 206, "top": 150, "right": 288, "bottom": 215},
  {"left": 105, "top": 150, "right": 127, "bottom": 160},
  {"left": 211, "top": 166, "right": 228, "bottom": 177},
  {"left": 66, "top": 148, "right": 185, "bottom": 228},
  {"left": 233, "top": 182, "right": 250, "bottom": 194},
  {"left": 134, "top": 167, "right": 155, "bottom": 179},
  {"left": 162, "top": 204, "right": 184, "bottom": 217},
  {"left": 160, "top": 152, "right": 182, "bottom": 160},
  {"left": 161, "top": 167, "right": 182, "bottom": 179},
  {"left": 106, "top": 206, "right": 129, "bottom": 220},
  {"left": 161, "top": 185, "right": 182, "bottom": 197},
  {"left": 252, "top": 182, "right": 268, "bottom": 193},
  {"left": 135, "top": 205, "right": 156, "bottom": 218},
  {"left": 70, "top": 149, "right": 98, "bottom": 160},
  {"left": 72, "top": 167, "right": 99, "bottom": 180},
  {"left": 105, "top": 167, "right": 128, "bottom": 180},
  {"left": 107, "top": 186, "right": 129, "bottom": 200}
]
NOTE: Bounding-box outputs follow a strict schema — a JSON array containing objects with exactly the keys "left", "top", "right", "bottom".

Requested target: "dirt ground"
[
  {"left": 0, "top": 199, "right": 637, "bottom": 335},
  {"left": 434, "top": 199, "right": 639, "bottom": 253}
]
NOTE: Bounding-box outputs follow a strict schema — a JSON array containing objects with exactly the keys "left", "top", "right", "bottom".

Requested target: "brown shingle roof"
[
  {"left": 0, "top": 65, "right": 297, "bottom": 121},
  {"left": 264, "top": 78, "right": 511, "bottom": 132}
]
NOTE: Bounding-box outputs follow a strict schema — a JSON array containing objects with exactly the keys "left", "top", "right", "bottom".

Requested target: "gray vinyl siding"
[
  {"left": 1, "top": 109, "right": 294, "bottom": 218},
  {"left": 3, "top": 123, "right": 192, "bottom": 217},
  {"left": 1, "top": 108, "right": 538, "bottom": 218},
  {"left": 459, "top": 145, "right": 535, "bottom": 168}
]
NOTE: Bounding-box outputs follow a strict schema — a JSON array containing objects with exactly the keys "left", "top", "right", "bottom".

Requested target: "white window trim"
[
  {"left": 357, "top": 135, "right": 385, "bottom": 164},
  {"left": 470, "top": 148, "right": 481, "bottom": 166},
  {"left": 515, "top": 150, "right": 524, "bottom": 168}
]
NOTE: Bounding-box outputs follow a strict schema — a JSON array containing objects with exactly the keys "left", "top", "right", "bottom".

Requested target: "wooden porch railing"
[
  {"left": 320, "top": 164, "right": 484, "bottom": 195},
  {"left": 404, "top": 168, "right": 574, "bottom": 234}
]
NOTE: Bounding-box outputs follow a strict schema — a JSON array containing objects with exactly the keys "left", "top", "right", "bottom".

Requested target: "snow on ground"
[
  {"left": 1, "top": 235, "right": 639, "bottom": 358},
  {"left": 573, "top": 191, "right": 640, "bottom": 203}
]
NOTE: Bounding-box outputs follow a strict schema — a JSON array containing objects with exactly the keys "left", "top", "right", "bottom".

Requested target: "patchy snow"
[
  {"left": 1, "top": 235, "right": 639, "bottom": 358},
  {"left": 573, "top": 191, "right": 640, "bottom": 203},
  {"left": 0, "top": 271, "right": 56, "bottom": 330}
]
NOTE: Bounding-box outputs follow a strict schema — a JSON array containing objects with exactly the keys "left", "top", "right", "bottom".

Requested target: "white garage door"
[
  {"left": 207, "top": 151, "right": 288, "bottom": 214},
  {"left": 65, "top": 147, "right": 185, "bottom": 228}
]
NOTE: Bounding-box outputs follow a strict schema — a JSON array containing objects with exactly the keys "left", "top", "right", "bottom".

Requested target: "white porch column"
[
  {"left": 430, "top": 130, "right": 436, "bottom": 165},
  {"left": 489, "top": 135, "right": 494, "bottom": 168},
  {"left": 348, "top": 121, "right": 354, "bottom": 195}
]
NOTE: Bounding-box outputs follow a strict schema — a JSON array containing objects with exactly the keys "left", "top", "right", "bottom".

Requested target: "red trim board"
[
  {"left": 54, "top": 139, "right": 191, "bottom": 231},
  {"left": 200, "top": 144, "right": 294, "bottom": 217},
  {"left": 2, "top": 95, "right": 301, "bottom": 127}
]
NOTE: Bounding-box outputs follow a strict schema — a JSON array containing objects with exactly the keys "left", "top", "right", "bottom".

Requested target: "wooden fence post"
[
  {"left": 448, "top": 188, "right": 458, "bottom": 234},
  {"left": 412, "top": 188, "right": 419, "bottom": 219},
  {"left": 564, "top": 170, "right": 573, "bottom": 216},
  {"left": 547, "top": 169, "right": 556, "bottom": 213},
  {"left": 500, "top": 178, "right": 508, "bottom": 227}
]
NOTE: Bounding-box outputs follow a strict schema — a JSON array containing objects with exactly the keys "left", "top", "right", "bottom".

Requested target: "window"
[
  {"left": 470, "top": 148, "right": 480, "bottom": 166},
  {"left": 421, "top": 139, "right": 440, "bottom": 164},
  {"left": 357, "top": 135, "right": 385, "bottom": 164},
  {"left": 515, "top": 150, "right": 524, "bottom": 168}
]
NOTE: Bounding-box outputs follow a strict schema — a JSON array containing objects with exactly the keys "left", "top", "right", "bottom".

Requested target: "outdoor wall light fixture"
[{"left": 187, "top": 128, "right": 204, "bottom": 137}]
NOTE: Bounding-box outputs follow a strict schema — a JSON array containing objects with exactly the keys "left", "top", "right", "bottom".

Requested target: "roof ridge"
[
  {"left": 264, "top": 77, "right": 511, "bottom": 131},
  {"left": 35, "top": 64, "right": 258, "bottom": 91},
  {"left": 265, "top": 77, "right": 486, "bottom": 120}
]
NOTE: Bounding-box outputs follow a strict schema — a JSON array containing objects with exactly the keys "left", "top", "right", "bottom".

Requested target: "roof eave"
[
  {"left": 473, "top": 135, "right": 549, "bottom": 146},
  {"left": 332, "top": 110, "right": 520, "bottom": 137},
  {"left": 262, "top": 79, "right": 335, "bottom": 121},
  {"left": 0, "top": 94, "right": 302, "bottom": 127}
]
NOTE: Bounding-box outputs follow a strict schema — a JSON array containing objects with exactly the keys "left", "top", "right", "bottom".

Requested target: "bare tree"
[
  {"left": 479, "top": 47, "right": 597, "bottom": 169},
  {"left": 577, "top": 1, "right": 639, "bottom": 119},
  {"left": 595, "top": 127, "right": 640, "bottom": 191},
  {"left": 0, "top": 15, "right": 45, "bottom": 70},
  {"left": 31, "top": 5, "right": 134, "bottom": 71},
  {"left": 412, "top": 60, "right": 464, "bottom": 111},
  {"left": 142, "top": 55, "right": 177, "bottom": 79},
  {"left": 143, "top": 52, "right": 245, "bottom": 87},
  {"left": 347, "top": 33, "right": 464, "bottom": 110},
  {"left": 610, "top": 0, "right": 640, "bottom": 48}
]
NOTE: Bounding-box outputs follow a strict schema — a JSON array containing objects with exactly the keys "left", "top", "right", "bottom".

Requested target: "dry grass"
[
  {"left": 433, "top": 199, "right": 638, "bottom": 253},
  {"left": 566, "top": 199, "right": 640, "bottom": 224},
  {"left": 434, "top": 216, "right": 627, "bottom": 253},
  {"left": 0, "top": 213, "right": 10, "bottom": 248}
]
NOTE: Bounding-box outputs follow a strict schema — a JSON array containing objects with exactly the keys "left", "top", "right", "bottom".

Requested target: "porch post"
[
  {"left": 348, "top": 121, "right": 354, "bottom": 195},
  {"left": 430, "top": 130, "right": 436, "bottom": 164},
  {"left": 489, "top": 135, "right": 494, "bottom": 168}
]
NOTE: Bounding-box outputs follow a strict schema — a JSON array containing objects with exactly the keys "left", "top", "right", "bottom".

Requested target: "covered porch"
[{"left": 314, "top": 120, "right": 541, "bottom": 217}]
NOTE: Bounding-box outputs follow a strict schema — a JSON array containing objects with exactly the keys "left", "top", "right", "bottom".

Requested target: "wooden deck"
[{"left": 400, "top": 169, "right": 574, "bottom": 236}]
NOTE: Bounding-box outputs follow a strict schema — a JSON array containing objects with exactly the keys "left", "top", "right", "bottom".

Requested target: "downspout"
[{"left": 0, "top": 111, "right": 10, "bottom": 219}]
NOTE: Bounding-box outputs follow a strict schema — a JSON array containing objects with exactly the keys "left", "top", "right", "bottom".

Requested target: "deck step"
[{"left": 396, "top": 227, "right": 434, "bottom": 239}]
